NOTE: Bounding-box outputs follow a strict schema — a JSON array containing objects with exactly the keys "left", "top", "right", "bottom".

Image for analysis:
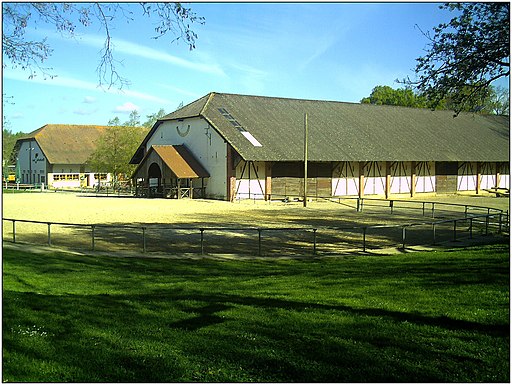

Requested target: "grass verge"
[{"left": 3, "top": 244, "right": 509, "bottom": 382}]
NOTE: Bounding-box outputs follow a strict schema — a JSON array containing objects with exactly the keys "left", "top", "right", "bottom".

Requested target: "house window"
[{"left": 53, "top": 174, "right": 79, "bottom": 181}]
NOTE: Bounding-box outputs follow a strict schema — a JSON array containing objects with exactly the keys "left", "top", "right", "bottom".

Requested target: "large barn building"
[
  {"left": 15, "top": 124, "right": 146, "bottom": 189},
  {"left": 130, "top": 92, "right": 510, "bottom": 201}
]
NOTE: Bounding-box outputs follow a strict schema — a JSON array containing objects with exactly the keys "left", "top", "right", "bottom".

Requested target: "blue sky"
[{"left": 3, "top": 2, "right": 508, "bottom": 133}]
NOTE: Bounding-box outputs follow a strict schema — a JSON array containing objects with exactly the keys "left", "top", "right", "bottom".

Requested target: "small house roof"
[
  {"left": 17, "top": 124, "right": 148, "bottom": 165},
  {"left": 136, "top": 92, "right": 510, "bottom": 163}
]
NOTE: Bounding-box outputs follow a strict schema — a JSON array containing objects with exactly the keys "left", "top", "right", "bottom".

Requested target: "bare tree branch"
[{"left": 2, "top": 2, "right": 204, "bottom": 89}]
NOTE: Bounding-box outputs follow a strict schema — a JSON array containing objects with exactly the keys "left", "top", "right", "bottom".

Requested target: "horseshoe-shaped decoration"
[{"left": 176, "top": 123, "right": 190, "bottom": 137}]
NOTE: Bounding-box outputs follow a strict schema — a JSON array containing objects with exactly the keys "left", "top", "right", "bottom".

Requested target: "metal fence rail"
[{"left": 3, "top": 210, "right": 508, "bottom": 256}]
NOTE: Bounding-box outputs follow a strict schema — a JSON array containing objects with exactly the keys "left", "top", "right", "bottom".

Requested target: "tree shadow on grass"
[
  {"left": 3, "top": 285, "right": 509, "bottom": 382},
  {"left": 3, "top": 244, "right": 509, "bottom": 381}
]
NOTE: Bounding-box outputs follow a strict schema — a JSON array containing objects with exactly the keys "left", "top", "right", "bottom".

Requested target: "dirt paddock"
[{"left": 2, "top": 191, "right": 509, "bottom": 256}]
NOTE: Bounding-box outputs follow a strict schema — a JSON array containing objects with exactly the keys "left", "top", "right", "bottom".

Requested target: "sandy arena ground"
[
  {"left": 2, "top": 190, "right": 509, "bottom": 226},
  {"left": 2, "top": 191, "right": 509, "bottom": 256}
]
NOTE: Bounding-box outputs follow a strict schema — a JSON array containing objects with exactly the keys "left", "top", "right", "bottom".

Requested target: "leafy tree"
[
  {"left": 87, "top": 126, "right": 149, "bottom": 188},
  {"left": 2, "top": 128, "right": 25, "bottom": 178},
  {"left": 109, "top": 108, "right": 167, "bottom": 128},
  {"left": 143, "top": 108, "right": 167, "bottom": 128},
  {"left": 362, "top": 84, "right": 508, "bottom": 115},
  {"left": 125, "top": 110, "right": 141, "bottom": 127},
  {"left": 487, "top": 86, "right": 510, "bottom": 116},
  {"left": 2, "top": 3, "right": 204, "bottom": 88},
  {"left": 361, "top": 85, "right": 428, "bottom": 108},
  {"left": 401, "top": 2, "right": 509, "bottom": 115},
  {"left": 108, "top": 116, "right": 121, "bottom": 126}
]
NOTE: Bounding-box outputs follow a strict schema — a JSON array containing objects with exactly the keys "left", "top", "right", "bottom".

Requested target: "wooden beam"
[
  {"left": 358, "top": 162, "right": 365, "bottom": 199},
  {"left": 476, "top": 162, "right": 482, "bottom": 194},
  {"left": 496, "top": 162, "right": 501, "bottom": 189},
  {"left": 303, "top": 113, "right": 308, "bottom": 207},
  {"left": 226, "top": 144, "right": 237, "bottom": 201},
  {"left": 411, "top": 161, "right": 417, "bottom": 197},
  {"left": 265, "top": 162, "right": 272, "bottom": 200},
  {"left": 385, "top": 161, "right": 391, "bottom": 199}
]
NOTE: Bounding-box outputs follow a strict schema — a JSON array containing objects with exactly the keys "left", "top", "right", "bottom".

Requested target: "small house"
[{"left": 14, "top": 124, "right": 145, "bottom": 189}]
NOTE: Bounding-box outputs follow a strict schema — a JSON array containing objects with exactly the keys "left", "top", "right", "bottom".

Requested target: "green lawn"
[{"left": 3, "top": 244, "right": 509, "bottom": 382}]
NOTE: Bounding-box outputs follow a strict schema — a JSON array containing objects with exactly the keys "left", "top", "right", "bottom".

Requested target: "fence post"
[
  {"left": 432, "top": 223, "right": 436, "bottom": 245},
  {"left": 12, "top": 220, "right": 16, "bottom": 243},
  {"left": 390, "top": 200, "right": 394, "bottom": 214},
  {"left": 498, "top": 212, "right": 503, "bottom": 234},
  {"left": 200, "top": 228, "right": 205, "bottom": 255},
  {"left": 91, "top": 225, "right": 95, "bottom": 251},
  {"left": 464, "top": 205, "right": 468, "bottom": 218},
  {"left": 362, "top": 227, "right": 367, "bottom": 252},
  {"left": 258, "top": 228, "right": 262, "bottom": 256},
  {"left": 142, "top": 227, "right": 146, "bottom": 253},
  {"left": 453, "top": 220, "right": 457, "bottom": 242},
  {"left": 47, "top": 223, "right": 51, "bottom": 246},
  {"left": 422, "top": 202, "right": 425, "bottom": 216},
  {"left": 485, "top": 215, "right": 489, "bottom": 235},
  {"left": 469, "top": 218, "right": 473, "bottom": 239},
  {"left": 313, "top": 228, "right": 317, "bottom": 255},
  {"left": 401, "top": 226, "right": 406, "bottom": 250},
  {"left": 432, "top": 203, "right": 435, "bottom": 218}
]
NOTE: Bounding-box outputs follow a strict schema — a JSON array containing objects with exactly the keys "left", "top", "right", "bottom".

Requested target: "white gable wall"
[
  {"left": 17, "top": 140, "right": 47, "bottom": 185},
  {"left": 147, "top": 117, "right": 228, "bottom": 199}
]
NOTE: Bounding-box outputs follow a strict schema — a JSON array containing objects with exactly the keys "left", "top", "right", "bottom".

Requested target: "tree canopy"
[
  {"left": 108, "top": 108, "right": 167, "bottom": 128},
  {"left": 360, "top": 86, "right": 428, "bottom": 108},
  {"left": 361, "top": 84, "right": 508, "bottom": 115},
  {"left": 401, "top": 2, "right": 509, "bottom": 115},
  {"left": 87, "top": 108, "right": 165, "bottom": 186},
  {"left": 2, "top": 2, "right": 204, "bottom": 88},
  {"left": 86, "top": 125, "right": 149, "bottom": 187}
]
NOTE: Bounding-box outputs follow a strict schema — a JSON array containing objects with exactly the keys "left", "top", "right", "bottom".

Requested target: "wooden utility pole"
[{"left": 303, "top": 113, "right": 308, "bottom": 207}]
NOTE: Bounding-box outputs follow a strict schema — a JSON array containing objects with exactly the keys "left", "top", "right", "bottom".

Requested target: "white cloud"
[
  {"left": 77, "top": 34, "right": 226, "bottom": 77},
  {"left": 114, "top": 102, "right": 140, "bottom": 113},
  {"left": 83, "top": 96, "right": 97, "bottom": 104},
  {"left": 4, "top": 69, "right": 172, "bottom": 105},
  {"left": 73, "top": 108, "right": 98, "bottom": 116},
  {"left": 158, "top": 84, "right": 202, "bottom": 99}
]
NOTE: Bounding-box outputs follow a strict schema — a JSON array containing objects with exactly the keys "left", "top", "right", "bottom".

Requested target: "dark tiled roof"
[
  {"left": 155, "top": 92, "right": 510, "bottom": 162},
  {"left": 18, "top": 124, "right": 149, "bottom": 165}
]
